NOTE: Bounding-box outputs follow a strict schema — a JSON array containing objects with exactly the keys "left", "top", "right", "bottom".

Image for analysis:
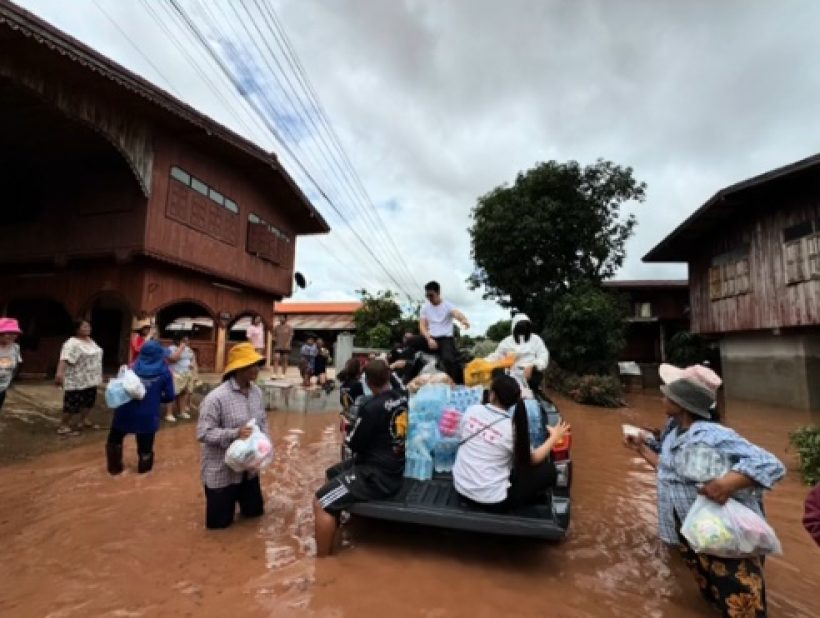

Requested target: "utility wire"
[{"left": 169, "top": 0, "right": 415, "bottom": 300}]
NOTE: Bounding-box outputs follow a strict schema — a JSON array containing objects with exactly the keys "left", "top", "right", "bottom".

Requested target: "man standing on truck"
[
  {"left": 418, "top": 281, "right": 470, "bottom": 385},
  {"left": 313, "top": 360, "right": 408, "bottom": 556}
]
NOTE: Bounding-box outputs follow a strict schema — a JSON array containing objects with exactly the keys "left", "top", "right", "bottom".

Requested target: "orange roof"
[{"left": 275, "top": 301, "right": 362, "bottom": 315}]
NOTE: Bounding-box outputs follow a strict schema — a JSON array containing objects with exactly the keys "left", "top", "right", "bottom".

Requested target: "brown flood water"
[{"left": 0, "top": 393, "right": 817, "bottom": 617}]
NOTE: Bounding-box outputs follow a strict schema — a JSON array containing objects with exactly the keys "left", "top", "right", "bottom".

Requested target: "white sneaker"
[
  {"left": 179, "top": 411, "right": 191, "bottom": 420},
  {"left": 165, "top": 414, "right": 177, "bottom": 423}
]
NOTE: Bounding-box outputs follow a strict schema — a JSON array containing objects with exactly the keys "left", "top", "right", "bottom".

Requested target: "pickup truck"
[{"left": 340, "top": 395, "right": 572, "bottom": 541}]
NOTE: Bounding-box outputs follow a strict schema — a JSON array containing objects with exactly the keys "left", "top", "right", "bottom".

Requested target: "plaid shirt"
[
  {"left": 647, "top": 419, "right": 785, "bottom": 545},
  {"left": 197, "top": 379, "right": 269, "bottom": 489}
]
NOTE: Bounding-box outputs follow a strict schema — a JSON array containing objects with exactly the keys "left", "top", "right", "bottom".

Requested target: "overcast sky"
[{"left": 16, "top": 0, "right": 820, "bottom": 332}]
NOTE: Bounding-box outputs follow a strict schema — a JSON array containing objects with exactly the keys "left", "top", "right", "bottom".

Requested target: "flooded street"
[{"left": 0, "top": 393, "right": 817, "bottom": 618}]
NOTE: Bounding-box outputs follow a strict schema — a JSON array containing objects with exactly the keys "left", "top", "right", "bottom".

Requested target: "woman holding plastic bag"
[
  {"left": 196, "top": 343, "right": 270, "bottom": 530},
  {"left": 624, "top": 374, "right": 785, "bottom": 617},
  {"left": 106, "top": 340, "right": 174, "bottom": 475}
]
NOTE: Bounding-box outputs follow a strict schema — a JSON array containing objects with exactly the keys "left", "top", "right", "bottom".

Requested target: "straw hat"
[
  {"left": 224, "top": 342, "right": 265, "bottom": 376},
  {"left": 660, "top": 378, "right": 716, "bottom": 419},
  {"left": 0, "top": 318, "right": 22, "bottom": 335}
]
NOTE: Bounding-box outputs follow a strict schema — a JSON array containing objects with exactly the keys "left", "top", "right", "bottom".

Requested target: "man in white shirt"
[{"left": 417, "top": 281, "right": 470, "bottom": 384}]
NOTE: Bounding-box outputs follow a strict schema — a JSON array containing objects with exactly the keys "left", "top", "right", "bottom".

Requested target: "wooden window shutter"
[
  {"left": 721, "top": 262, "right": 736, "bottom": 297},
  {"left": 808, "top": 234, "right": 820, "bottom": 279},
  {"left": 709, "top": 266, "right": 722, "bottom": 300},
  {"left": 784, "top": 239, "right": 806, "bottom": 284},
  {"left": 736, "top": 258, "right": 750, "bottom": 294}
]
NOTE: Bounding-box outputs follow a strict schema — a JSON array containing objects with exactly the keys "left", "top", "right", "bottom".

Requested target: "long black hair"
[
  {"left": 337, "top": 358, "right": 362, "bottom": 383},
  {"left": 513, "top": 318, "right": 532, "bottom": 344},
  {"left": 489, "top": 374, "right": 531, "bottom": 469}
]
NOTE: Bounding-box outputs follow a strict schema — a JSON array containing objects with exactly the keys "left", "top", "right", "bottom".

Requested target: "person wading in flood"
[
  {"left": 197, "top": 343, "right": 269, "bottom": 529},
  {"left": 107, "top": 340, "right": 175, "bottom": 475},
  {"left": 313, "top": 360, "right": 407, "bottom": 556},
  {"left": 624, "top": 374, "right": 785, "bottom": 617}
]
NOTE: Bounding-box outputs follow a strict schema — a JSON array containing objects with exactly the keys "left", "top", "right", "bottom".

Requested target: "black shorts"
[
  {"left": 64, "top": 387, "right": 97, "bottom": 414},
  {"left": 315, "top": 461, "right": 402, "bottom": 516}
]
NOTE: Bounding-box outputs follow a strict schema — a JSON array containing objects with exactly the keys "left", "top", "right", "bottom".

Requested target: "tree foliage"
[
  {"left": 353, "top": 289, "right": 419, "bottom": 347},
  {"left": 468, "top": 159, "right": 645, "bottom": 327},
  {"left": 667, "top": 331, "right": 710, "bottom": 367},
  {"left": 485, "top": 319, "right": 511, "bottom": 342},
  {"left": 544, "top": 283, "right": 627, "bottom": 375}
]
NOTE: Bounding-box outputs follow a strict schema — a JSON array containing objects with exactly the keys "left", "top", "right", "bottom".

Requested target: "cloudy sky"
[{"left": 16, "top": 0, "right": 820, "bottom": 332}]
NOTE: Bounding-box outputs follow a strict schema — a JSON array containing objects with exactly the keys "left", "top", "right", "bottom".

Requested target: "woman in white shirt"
[
  {"left": 487, "top": 313, "right": 549, "bottom": 393},
  {"left": 453, "top": 374, "right": 569, "bottom": 510}
]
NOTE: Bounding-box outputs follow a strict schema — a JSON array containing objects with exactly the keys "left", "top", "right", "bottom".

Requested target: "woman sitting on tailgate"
[{"left": 453, "top": 374, "right": 569, "bottom": 511}]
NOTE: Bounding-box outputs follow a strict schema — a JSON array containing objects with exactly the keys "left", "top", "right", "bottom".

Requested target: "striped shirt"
[
  {"left": 646, "top": 419, "right": 785, "bottom": 545},
  {"left": 197, "top": 379, "right": 269, "bottom": 489}
]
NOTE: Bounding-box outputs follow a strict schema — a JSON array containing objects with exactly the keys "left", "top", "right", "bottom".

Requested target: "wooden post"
[
  {"left": 659, "top": 322, "right": 667, "bottom": 363},
  {"left": 265, "top": 330, "right": 273, "bottom": 369},
  {"left": 215, "top": 323, "right": 227, "bottom": 373}
]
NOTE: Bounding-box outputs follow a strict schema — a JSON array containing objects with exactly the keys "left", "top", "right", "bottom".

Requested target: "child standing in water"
[{"left": 300, "top": 337, "right": 318, "bottom": 387}]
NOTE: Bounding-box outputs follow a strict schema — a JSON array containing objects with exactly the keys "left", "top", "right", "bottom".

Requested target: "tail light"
[{"left": 551, "top": 431, "right": 572, "bottom": 461}]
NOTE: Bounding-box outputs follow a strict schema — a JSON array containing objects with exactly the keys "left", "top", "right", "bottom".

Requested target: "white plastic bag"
[
  {"left": 681, "top": 495, "right": 782, "bottom": 558},
  {"left": 225, "top": 420, "right": 275, "bottom": 472},
  {"left": 105, "top": 378, "right": 131, "bottom": 409},
  {"left": 119, "top": 365, "right": 146, "bottom": 400}
]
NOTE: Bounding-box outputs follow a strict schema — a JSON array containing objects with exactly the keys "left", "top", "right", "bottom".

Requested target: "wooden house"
[
  {"left": 0, "top": 2, "right": 329, "bottom": 374},
  {"left": 644, "top": 154, "right": 820, "bottom": 412}
]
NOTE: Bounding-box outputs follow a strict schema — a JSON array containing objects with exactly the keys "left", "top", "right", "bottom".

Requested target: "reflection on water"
[{"left": 0, "top": 393, "right": 817, "bottom": 617}]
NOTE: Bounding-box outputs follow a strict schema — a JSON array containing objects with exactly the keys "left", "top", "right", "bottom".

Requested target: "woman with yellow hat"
[{"left": 196, "top": 342, "right": 270, "bottom": 529}]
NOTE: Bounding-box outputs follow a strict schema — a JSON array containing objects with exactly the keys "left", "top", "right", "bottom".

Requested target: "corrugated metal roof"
[
  {"left": 287, "top": 314, "right": 356, "bottom": 330},
  {"left": 276, "top": 301, "right": 362, "bottom": 315}
]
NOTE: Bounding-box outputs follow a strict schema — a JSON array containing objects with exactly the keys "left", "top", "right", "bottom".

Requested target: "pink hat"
[
  {"left": 659, "top": 363, "right": 722, "bottom": 394},
  {"left": 0, "top": 318, "right": 22, "bottom": 335}
]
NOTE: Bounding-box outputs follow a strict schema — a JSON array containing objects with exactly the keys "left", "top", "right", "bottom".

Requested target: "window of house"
[
  {"left": 225, "top": 198, "right": 239, "bottom": 214},
  {"left": 709, "top": 246, "right": 751, "bottom": 300},
  {"left": 634, "top": 302, "right": 652, "bottom": 318},
  {"left": 209, "top": 188, "right": 225, "bottom": 206},
  {"left": 170, "top": 166, "right": 190, "bottom": 185},
  {"left": 191, "top": 177, "right": 208, "bottom": 196},
  {"left": 782, "top": 220, "right": 820, "bottom": 284}
]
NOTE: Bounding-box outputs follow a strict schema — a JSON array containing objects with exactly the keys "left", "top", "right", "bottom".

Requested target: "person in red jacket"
[{"left": 804, "top": 483, "right": 820, "bottom": 546}]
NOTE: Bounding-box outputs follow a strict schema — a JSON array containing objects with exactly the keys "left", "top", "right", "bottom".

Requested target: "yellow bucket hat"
[{"left": 224, "top": 342, "right": 265, "bottom": 376}]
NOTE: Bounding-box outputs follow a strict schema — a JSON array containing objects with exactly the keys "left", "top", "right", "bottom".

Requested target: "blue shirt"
[
  {"left": 112, "top": 369, "right": 175, "bottom": 434},
  {"left": 647, "top": 419, "right": 785, "bottom": 545}
]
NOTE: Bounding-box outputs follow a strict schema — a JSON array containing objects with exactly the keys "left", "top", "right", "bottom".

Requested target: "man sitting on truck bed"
[{"left": 313, "top": 360, "right": 408, "bottom": 556}]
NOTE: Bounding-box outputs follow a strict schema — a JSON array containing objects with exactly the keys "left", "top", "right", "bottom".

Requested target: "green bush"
[
  {"left": 790, "top": 426, "right": 820, "bottom": 485},
  {"left": 667, "top": 330, "right": 710, "bottom": 367},
  {"left": 545, "top": 363, "right": 625, "bottom": 408},
  {"left": 366, "top": 324, "right": 393, "bottom": 349}
]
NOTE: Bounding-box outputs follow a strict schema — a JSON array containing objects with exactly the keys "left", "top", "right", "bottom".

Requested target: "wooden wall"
[
  {"left": 690, "top": 190, "right": 820, "bottom": 334},
  {"left": 146, "top": 134, "right": 296, "bottom": 298}
]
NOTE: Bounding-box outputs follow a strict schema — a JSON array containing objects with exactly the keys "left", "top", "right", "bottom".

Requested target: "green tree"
[
  {"left": 485, "top": 319, "right": 511, "bottom": 342},
  {"left": 545, "top": 283, "right": 627, "bottom": 375},
  {"left": 366, "top": 324, "right": 393, "bottom": 349},
  {"left": 468, "top": 159, "right": 645, "bottom": 327},
  {"left": 353, "top": 289, "right": 402, "bottom": 346},
  {"left": 667, "top": 331, "right": 710, "bottom": 367}
]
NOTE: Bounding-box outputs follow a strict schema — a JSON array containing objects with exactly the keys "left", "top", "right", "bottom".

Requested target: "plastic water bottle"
[
  {"left": 405, "top": 448, "right": 434, "bottom": 480},
  {"left": 433, "top": 437, "right": 459, "bottom": 473}
]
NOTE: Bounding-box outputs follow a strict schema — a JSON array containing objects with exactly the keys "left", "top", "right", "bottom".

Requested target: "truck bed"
[{"left": 349, "top": 475, "right": 570, "bottom": 540}]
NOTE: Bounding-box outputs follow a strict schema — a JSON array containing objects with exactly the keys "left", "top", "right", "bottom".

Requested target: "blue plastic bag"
[{"left": 105, "top": 379, "right": 131, "bottom": 409}]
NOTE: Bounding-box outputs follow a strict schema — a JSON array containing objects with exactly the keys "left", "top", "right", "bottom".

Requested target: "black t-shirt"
[
  {"left": 340, "top": 379, "right": 364, "bottom": 408},
  {"left": 346, "top": 388, "right": 408, "bottom": 477}
]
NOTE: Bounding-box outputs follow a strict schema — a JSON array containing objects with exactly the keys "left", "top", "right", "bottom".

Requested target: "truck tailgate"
[{"left": 348, "top": 477, "right": 568, "bottom": 541}]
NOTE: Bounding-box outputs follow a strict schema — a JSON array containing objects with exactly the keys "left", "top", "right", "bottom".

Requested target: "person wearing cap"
[
  {"left": 130, "top": 319, "right": 153, "bottom": 366},
  {"left": 196, "top": 342, "right": 269, "bottom": 529},
  {"left": 107, "top": 340, "right": 175, "bottom": 475},
  {"left": 0, "top": 317, "right": 23, "bottom": 414},
  {"left": 624, "top": 374, "right": 785, "bottom": 616}
]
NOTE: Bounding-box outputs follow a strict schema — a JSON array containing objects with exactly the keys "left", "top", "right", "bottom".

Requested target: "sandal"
[{"left": 56, "top": 426, "right": 80, "bottom": 437}]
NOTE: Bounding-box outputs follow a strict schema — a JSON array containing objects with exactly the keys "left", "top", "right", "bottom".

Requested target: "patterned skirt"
[{"left": 677, "top": 527, "right": 767, "bottom": 617}]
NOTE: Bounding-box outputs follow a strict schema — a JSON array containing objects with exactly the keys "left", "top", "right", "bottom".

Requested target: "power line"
[
  {"left": 259, "top": 0, "right": 423, "bottom": 293},
  {"left": 168, "top": 0, "right": 416, "bottom": 300},
  {"left": 91, "top": 0, "right": 181, "bottom": 97},
  {"left": 229, "top": 0, "right": 420, "bottom": 295}
]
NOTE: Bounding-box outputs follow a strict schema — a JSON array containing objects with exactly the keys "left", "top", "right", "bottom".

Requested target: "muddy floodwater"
[{"left": 0, "top": 393, "right": 817, "bottom": 617}]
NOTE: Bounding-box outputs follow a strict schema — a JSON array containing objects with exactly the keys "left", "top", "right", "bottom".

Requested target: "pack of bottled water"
[
  {"left": 449, "top": 386, "right": 483, "bottom": 413},
  {"left": 433, "top": 437, "right": 460, "bottom": 473},
  {"left": 524, "top": 398, "right": 546, "bottom": 448},
  {"left": 405, "top": 448, "right": 434, "bottom": 480}
]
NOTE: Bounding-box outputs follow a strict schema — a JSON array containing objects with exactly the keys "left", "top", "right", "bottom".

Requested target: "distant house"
[
  {"left": 603, "top": 280, "right": 690, "bottom": 364},
  {"left": 644, "top": 153, "right": 820, "bottom": 411},
  {"left": 274, "top": 301, "right": 363, "bottom": 349}
]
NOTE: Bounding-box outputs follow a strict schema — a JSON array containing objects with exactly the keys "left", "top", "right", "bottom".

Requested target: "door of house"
[{"left": 91, "top": 307, "right": 125, "bottom": 372}]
